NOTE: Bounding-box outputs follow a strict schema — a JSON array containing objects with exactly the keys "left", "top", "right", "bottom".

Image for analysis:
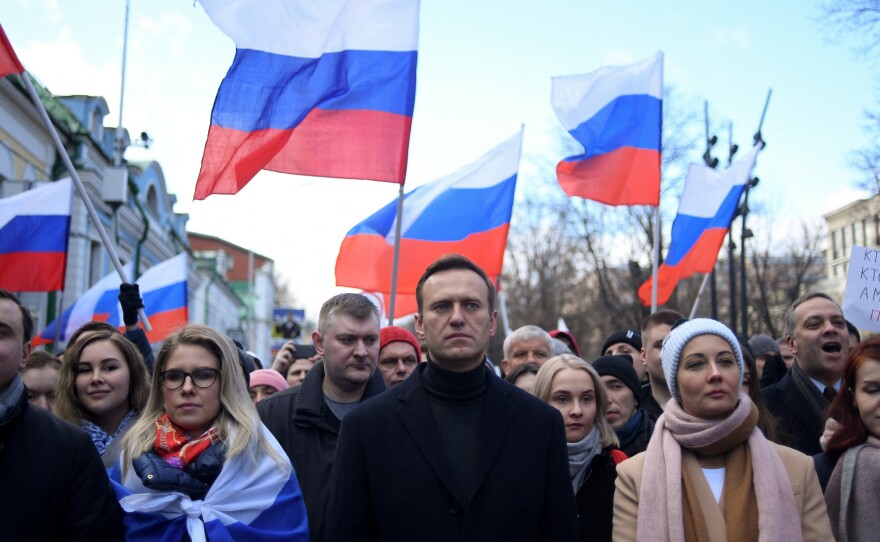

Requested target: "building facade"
[
  {"left": 0, "top": 73, "right": 268, "bottom": 352},
  {"left": 189, "top": 233, "right": 275, "bottom": 364},
  {"left": 823, "top": 194, "right": 880, "bottom": 301}
]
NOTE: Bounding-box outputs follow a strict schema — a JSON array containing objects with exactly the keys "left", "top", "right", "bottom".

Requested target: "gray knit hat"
[
  {"left": 660, "top": 318, "right": 744, "bottom": 401},
  {"left": 748, "top": 334, "right": 780, "bottom": 357}
]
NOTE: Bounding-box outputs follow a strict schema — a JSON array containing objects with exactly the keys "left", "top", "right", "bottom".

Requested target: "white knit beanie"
[{"left": 660, "top": 318, "right": 744, "bottom": 401}]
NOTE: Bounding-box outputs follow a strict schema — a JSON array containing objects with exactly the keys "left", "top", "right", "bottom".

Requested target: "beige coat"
[{"left": 613, "top": 441, "right": 832, "bottom": 542}]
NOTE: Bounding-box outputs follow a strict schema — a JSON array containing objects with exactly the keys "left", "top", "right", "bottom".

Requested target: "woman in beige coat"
[{"left": 613, "top": 319, "right": 831, "bottom": 542}]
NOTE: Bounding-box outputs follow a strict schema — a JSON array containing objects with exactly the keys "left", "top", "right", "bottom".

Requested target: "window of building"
[
  {"left": 88, "top": 241, "right": 103, "bottom": 285},
  {"left": 90, "top": 109, "right": 103, "bottom": 141},
  {"left": 146, "top": 185, "right": 159, "bottom": 216},
  {"left": 876, "top": 215, "right": 880, "bottom": 246},
  {"left": 832, "top": 229, "right": 840, "bottom": 259}
]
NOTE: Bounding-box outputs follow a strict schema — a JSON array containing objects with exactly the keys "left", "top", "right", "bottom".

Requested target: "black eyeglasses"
[{"left": 160, "top": 368, "right": 221, "bottom": 390}]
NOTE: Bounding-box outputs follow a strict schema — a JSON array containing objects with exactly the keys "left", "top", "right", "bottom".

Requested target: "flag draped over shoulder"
[
  {"left": 35, "top": 253, "right": 189, "bottom": 344},
  {"left": 109, "top": 425, "right": 309, "bottom": 542},
  {"left": 638, "top": 143, "right": 762, "bottom": 306},
  {"left": 336, "top": 131, "right": 522, "bottom": 317},
  {"left": 193, "top": 0, "right": 420, "bottom": 200},
  {"left": 0, "top": 179, "right": 73, "bottom": 292},
  {"left": 552, "top": 51, "right": 662, "bottom": 206},
  {"left": 0, "top": 23, "right": 24, "bottom": 78}
]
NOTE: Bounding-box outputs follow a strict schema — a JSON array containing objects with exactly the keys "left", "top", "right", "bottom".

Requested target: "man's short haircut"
[
  {"left": 845, "top": 319, "right": 861, "bottom": 343},
  {"left": 783, "top": 292, "right": 838, "bottom": 338},
  {"left": 503, "top": 325, "right": 551, "bottom": 360},
  {"left": 415, "top": 254, "right": 495, "bottom": 314},
  {"left": 24, "top": 350, "right": 61, "bottom": 372},
  {"left": 318, "top": 293, "right": 379, "bottom": 333},
  {"left": 0, "top": 288, "right": 34, "bottom": 342},
  {"left": 640, "top": 309, "right": 684, "bottom": 339}
]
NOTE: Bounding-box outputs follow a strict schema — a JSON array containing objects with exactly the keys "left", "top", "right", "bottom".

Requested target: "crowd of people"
[{"left": 0, "top": 253, "right": 875, "bottom": 540}]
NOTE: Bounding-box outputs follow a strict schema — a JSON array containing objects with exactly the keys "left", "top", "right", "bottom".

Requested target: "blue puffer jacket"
[{"left": 132, "top": 443, "right": 224, "bottom": 500}]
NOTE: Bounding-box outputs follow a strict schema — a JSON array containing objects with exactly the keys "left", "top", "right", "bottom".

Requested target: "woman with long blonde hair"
[
  {"left": 111, "top": 324, "right": 308, "bottom": 541},
  {"left": 533, "top": 354, "right": 625, "bottom": 542}
]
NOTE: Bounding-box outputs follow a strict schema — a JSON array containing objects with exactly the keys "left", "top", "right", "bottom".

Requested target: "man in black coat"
[
  {"left": 0, "top": 289, "right": 124, "bottom": 540},
  {"left": 763, "top": 292, "right": 849, "bottom": 455},
  {"left": 259, "top": 293, "right": 385, "bottom": 542},
  {"left": 325, "top": 255, "right": 578, "bottom": 541}
]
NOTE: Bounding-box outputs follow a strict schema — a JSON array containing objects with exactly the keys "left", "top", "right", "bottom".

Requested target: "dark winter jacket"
[
  {"left": 258, "top": 361, "right": 386, "bottom": 542},
  {"left": 132, "top": 444, "right": 225, "bottom": 500},
  {"left": 0, "top": 387, "right": 125, "bottom": 540},
  {"left": 324, "top": 363, "right": 579, "bottom": 541},
  {"left": 125, "top": 327, "right": 154, "bottom": 374},
  {"left": 576, "top": 449, "right": 622, "bottom": 542},
  {"left": 616, "top": 409, "right": 656, "bottom": 458},
  {"left": 640, "top": 382, "right": 664, "bottom": 419},
  {"left": 763, "top": 368, "right": 827, "bottom": 455}
]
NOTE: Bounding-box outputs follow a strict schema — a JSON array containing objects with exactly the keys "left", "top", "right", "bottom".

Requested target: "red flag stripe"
[{"left": 0, "top": 24, "right": 25, "bottom": 78}]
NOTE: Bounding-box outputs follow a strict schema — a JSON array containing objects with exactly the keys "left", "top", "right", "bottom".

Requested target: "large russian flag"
[
  {"left": 193, "top": 0, "right": 420, "bottom": 200},
  {"left": 110, "top": 424, "right": 308, "bottom": 541},
  {"left": 336, "top": 131, "right": 522, "bottom": 316},
  {"left": 638, "top": 144, "right": 762, "bottom": 306},
  {"left": 0, "top": 23, "right": 25, "bottom": 78},
  {"left": 552, "top": 52, "right": 662, "bottom": 206},
  {"left": 0, "top": 178, "right": 73, "bottom": 292},
  {"left": 35, "top": 253, "right": 189, "bottom": 344}
]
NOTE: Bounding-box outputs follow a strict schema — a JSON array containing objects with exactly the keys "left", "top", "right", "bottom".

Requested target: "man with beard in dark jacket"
[
  {"left": 325, "top": 255, "right": 577, "bottom": 541},
  {"left": 258, "top": 293, "right": 385, "bottom": 542},
  {"left": 593, "top": 354, "right": 656, "bottom": 457},
  {"left": 0, "top": 289, "right": 124, "bottom": 540}
]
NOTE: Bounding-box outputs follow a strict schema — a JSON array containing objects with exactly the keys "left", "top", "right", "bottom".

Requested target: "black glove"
[{"left": 118, "top": 283, "right": 144, "bottom": 326}]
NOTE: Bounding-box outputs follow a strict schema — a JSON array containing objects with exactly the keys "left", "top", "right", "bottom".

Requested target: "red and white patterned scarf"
[{"left": 154, "top": 414, "right": 220, "bottom": 470}]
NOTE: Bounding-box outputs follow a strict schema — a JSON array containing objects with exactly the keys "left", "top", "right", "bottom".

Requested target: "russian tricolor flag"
[
  {"left": 0, "top": 178, "right": 73, "bottom": 292},
  {"left": 638, "top": 143, "right": 762, "bottom": 306},
  {"left": 110, "top": 424, "right": 309, "bottom": 541},
  {"left": 336, "top": 131, "right": 522, "bottom": 317},
  {"left": 193, "top": 0, "right": 420, "bottom": 200},
  {"left": 552, "top": 52, "right": 662, "bottom": 206},
  {"left": 35, "top": 253, "right": 188, "bottom": 344},
  {"left": 0, "top": 23, "right": 25, "bottom": 78}
]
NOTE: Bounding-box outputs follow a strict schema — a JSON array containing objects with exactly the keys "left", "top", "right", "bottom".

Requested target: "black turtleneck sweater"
[{"left": 421, "top": 359, "right": 489, "bottom": 505}]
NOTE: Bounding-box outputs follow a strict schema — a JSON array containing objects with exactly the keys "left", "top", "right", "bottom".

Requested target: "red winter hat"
[{"left": 380, "top": 326, "right": 421, "bottom": 358}]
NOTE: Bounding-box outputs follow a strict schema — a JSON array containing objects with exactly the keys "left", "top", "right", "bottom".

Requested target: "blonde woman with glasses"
[{"left": 110, "top": 325, "right": 308, "bottom": 541}]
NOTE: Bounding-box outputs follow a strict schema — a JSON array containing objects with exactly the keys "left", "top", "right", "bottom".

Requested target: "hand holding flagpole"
[
  {"left": 21, "top": 74, "right": 152, "bottom": 331},
  {"left": 1, "top": 24, "right": 151, "bottom": 331}
]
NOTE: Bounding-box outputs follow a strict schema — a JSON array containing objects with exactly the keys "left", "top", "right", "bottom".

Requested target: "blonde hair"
[
  {"left": 55, "top": 330, "right": 150, "bottom": 426},
  {"left": 121, "top": 325, "right": 288, "bottom": 477},
  {"left": 532, "top": 354, "right": 619, "bottom": 448}
]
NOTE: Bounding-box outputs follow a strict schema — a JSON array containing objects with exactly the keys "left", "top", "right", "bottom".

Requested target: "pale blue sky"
[{"left": 2, "top": 0, "right": 874, "bottom": 315}]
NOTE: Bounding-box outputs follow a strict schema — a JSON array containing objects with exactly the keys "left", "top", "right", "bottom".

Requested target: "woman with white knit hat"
[{"left": 612, "top": 318, "right": 832, "bottom": 541}]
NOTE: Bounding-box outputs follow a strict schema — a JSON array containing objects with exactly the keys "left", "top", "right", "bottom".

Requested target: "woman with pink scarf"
[{"left": 613, "top": 318, "right": 832, "bottom": 541}]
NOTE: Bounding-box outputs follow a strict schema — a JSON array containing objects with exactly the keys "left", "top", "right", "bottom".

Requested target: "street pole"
[{"left": 703, "top": 101, "right": 720, "bottom": 320}]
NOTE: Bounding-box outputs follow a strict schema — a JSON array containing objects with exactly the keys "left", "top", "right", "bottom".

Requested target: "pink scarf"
[{"left": 636, "top": 393, "right": 802, "bottom": 541}]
